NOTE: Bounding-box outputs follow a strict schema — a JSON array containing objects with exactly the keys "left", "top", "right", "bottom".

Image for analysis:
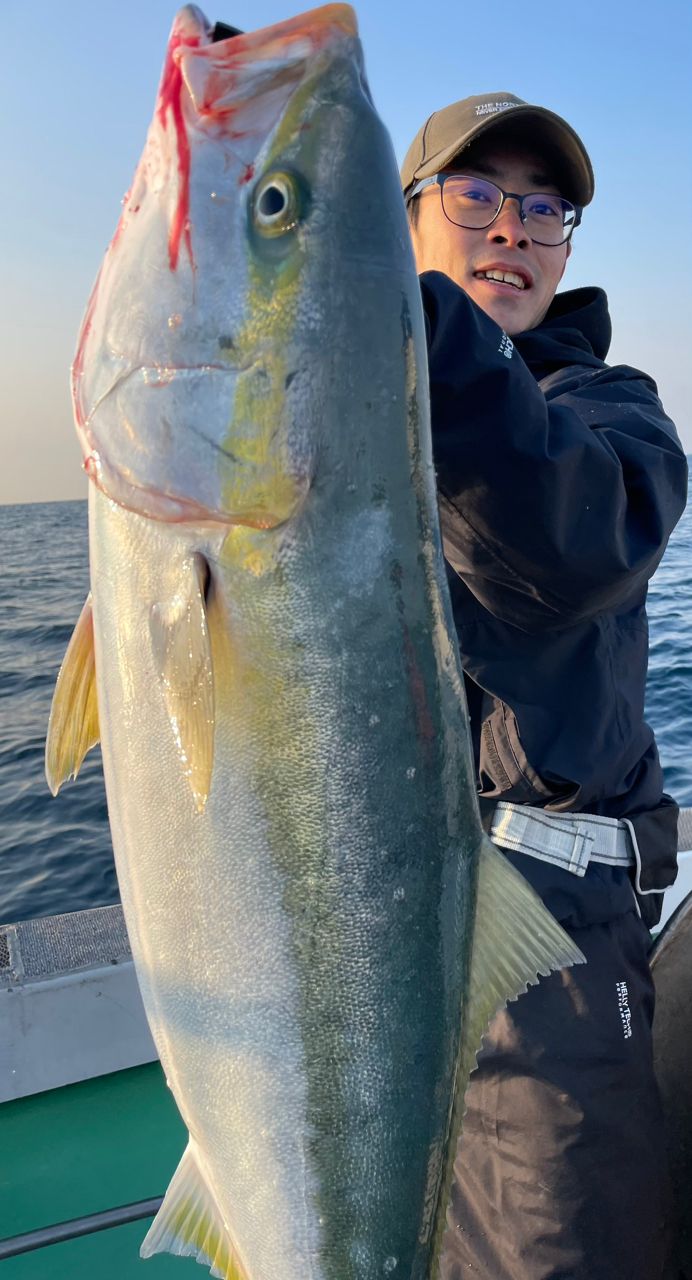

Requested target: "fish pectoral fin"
[
  {"left": 45, "top": 593, "right": 100, "bottom": 795},
  {"left": 141, "top": 1141, "right": 248, "bottom": 1280},
  {"left": 150, "top": 555, "right": 214, "bottom": 814},
  {"left": 459, "top": 836, "right": 585, "bottom": 1102}
]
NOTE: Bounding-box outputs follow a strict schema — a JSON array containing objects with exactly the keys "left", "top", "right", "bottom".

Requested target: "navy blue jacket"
[{"left": 421, "top": 271, "right": 688, "bottom": 885}]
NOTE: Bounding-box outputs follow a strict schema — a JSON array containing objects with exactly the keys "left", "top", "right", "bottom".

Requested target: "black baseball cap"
[{"left": 401, "top": 93, "right": 594, "bottom": 207}]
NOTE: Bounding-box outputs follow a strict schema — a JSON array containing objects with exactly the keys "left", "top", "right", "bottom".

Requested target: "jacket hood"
[{"left": 514, "top": 286, "right": 612, "bottom": 378}]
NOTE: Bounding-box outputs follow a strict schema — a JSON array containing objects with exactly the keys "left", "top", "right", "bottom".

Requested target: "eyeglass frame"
[{"left": 405, "top": 173, "right": 582, "bottom": 246}]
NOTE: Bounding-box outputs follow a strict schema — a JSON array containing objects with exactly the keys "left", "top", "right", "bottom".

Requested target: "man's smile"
[{"left": 473, "top": 263, "right": 533, "bottom": 292}]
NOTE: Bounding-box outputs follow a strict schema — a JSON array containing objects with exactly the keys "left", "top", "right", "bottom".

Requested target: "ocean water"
[{"left": 1, "top": 482, "right": 691, "bottom": 926}]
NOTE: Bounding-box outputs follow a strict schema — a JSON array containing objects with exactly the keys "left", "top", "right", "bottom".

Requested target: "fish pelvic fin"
[
  {"left": 141, "top": 1141, "right": 248, "bottom": 1280},
  {"left": 45, "top": 593, "right": 100, "bottom": 794},
  {"left": 430, "top": 837, "right": 585, "bottom": 1259},
  {"left": 150, "top": 555, "right": 214, "bottom": 814}
]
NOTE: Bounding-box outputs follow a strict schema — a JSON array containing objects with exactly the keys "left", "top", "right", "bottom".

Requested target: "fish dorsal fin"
[
  {"left": 150, "top": 555, "right": 214, "bottom": 814},
  {"left": 141, "top": 1141, "right": 248, "bottom": 1280},
  {"left": 430, "top": 836, "right": 585, "bottom": 1258},
  {"left": 45, "top": 593, "right": 100, "bottom": 795}
]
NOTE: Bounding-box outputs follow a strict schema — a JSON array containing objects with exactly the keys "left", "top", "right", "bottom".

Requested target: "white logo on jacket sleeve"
[
  {"left": 616, "top": 980, "right": 633, "bottom": 1039},
  {"left": 498, "top": 333, "right": 514, "bottom": 359}
]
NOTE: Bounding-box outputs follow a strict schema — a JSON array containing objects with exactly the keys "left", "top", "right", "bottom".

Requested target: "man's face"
[{"left": 409, "top": 143, "right": 572, "bottom": 333}]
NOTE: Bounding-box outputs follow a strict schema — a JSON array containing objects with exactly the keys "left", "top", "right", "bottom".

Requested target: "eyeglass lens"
[{"left": 441, "top": 176, "right": 576, "bottom": 245}]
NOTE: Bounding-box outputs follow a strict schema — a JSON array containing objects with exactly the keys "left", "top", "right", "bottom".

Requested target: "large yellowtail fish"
[{"left": 46, "top": 6, "right": 583, "bottom": 1278}]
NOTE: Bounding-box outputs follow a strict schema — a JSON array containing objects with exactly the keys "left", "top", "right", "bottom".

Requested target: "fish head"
[{"left": 73, "top": 4, "right": 414, "bottom": 531}]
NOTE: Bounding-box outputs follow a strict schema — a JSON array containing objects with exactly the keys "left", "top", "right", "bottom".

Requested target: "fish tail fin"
[{"left": 141, "top": 1141, "right": 248, "bottom": 1280}]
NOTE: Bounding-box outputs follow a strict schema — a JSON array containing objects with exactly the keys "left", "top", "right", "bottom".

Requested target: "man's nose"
[{"left": 487, "top": 198, "right": 530, "bottom": 249}]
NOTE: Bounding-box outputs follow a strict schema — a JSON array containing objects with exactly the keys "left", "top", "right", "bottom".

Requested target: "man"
[{"left": 401, "top": 94, "right": 688, "bottom": 1280}]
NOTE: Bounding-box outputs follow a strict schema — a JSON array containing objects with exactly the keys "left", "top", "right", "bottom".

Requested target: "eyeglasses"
[{"left": 406, "top": 173, "right": 581, "bottom": 246}]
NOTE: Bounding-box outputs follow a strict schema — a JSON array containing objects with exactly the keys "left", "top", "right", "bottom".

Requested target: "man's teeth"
[{"left": 478, "top": 269, "right": 526, "bottom": 290}]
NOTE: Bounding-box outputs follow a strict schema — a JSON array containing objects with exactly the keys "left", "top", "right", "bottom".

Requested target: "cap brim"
[{"left": 410, "top": 104, "right": 594, "bottom": 206}]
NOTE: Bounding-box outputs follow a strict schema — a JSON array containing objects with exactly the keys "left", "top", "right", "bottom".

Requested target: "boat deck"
[{"left": 1, "top": 1061, "right": 188, "bottom": 1278}]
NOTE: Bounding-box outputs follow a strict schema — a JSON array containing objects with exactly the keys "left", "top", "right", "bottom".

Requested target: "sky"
[{"left": 1, "top": 0, "right": 691, "bottom": 504}]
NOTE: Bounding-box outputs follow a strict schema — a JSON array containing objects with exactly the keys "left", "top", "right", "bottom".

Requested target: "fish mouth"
[
  {"left": 169, "top": 3, "right": 359, "bottom": 119},
  {"left": 209, "top": 20, "right": 245, "bottom": 43},
  {"left": 200, "top": 4, "right": 358, "bottom": 60}
]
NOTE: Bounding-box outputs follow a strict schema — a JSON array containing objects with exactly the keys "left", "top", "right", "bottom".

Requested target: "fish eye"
[{"left": 252, "top": 171, "right": 302, "bottom": 237}]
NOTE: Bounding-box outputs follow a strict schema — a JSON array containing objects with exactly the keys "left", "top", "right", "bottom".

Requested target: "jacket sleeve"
[{"left": 421, "top": 270, "right": 689, "bottom": 632}]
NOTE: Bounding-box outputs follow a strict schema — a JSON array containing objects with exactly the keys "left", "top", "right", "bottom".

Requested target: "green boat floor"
[{"left": 0, "top": 1061, "right": 204, "bottom": 1278}]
